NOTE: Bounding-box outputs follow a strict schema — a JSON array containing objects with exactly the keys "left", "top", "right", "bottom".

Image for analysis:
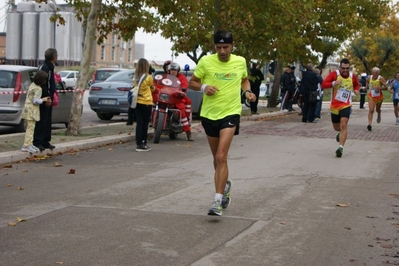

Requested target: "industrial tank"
[
  {"left": 16, "top": 1, "right": 35, "bottom": 12},
  {"left": 5, "top": 12, "right": 22, "bottom": 64},
  {"left": 37, "top": 12, "right": 55, "bottom": 61},
  {"left": 70, "top": 14, "right": 83, "bottom": 63},
  {"left": 34, "top": 2, "right": 56, "bottom": 12},
  {"left": 55, "top": 11, "right": 72, "bottom": 63},
  {"left": 21, "top": 12, "right": 39, "bottom": 64}
]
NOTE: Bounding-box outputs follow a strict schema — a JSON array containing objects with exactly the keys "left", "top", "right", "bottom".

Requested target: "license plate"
[{"left": 99, "top": 99, "right": 117, "bottom": 105}]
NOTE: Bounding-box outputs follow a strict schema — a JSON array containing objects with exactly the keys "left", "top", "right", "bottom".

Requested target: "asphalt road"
[{"left": 1, "top": 104, "right": 398, "bottom": 265}]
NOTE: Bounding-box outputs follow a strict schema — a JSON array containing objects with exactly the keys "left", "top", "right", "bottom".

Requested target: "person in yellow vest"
[{"left": 366, "top": 67, "right": 387, "bottom": 131}]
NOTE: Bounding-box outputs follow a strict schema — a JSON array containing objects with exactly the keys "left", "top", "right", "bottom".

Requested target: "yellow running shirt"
[
  {"left": 330, "top": 70, "right": 354, "bottom": 115},
  {"left": 367, "top": 75, "right": 384, "bottom": 103},
  {"left": 194, "top": 54, "right": 247, "bottom": 120}
]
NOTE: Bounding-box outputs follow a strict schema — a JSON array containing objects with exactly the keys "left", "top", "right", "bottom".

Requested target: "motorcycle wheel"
[
  {"left": 153, "top": 112, "right": 165, "bottom": 144},
  {"left": 169, "top": 132, "right": 178, "bottom": 139}
]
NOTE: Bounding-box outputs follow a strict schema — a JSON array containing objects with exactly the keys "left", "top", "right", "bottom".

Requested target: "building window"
[
  {"left": 100, "top": 45, "right": 105, "bottom": 60},
  {"left": 112, "top": 34, "right": 116, "bottom": 45},
  {"left": 112, "top": 47, "right": 115, "bottom": 61},
  {"left": 128, "top": 48, "right": 132, "bottom": 62}
]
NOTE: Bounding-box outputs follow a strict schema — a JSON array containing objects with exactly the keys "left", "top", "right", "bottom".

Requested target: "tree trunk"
[
  {"left": 66, "top": 0, "right": 101, "bottom": 136},
  {"left": 267, "top": 60, "right": 283, "bottom": 108}
]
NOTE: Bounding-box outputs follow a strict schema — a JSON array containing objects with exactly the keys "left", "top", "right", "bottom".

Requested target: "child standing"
[{"left": 21, "top": 70, "right": 51, "bottom": 153}]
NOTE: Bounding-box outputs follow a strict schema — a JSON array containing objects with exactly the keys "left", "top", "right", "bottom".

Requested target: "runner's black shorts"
[
  {"left": 331, "top": 107, "right": 352, "bottom": 124},
  {"left": 201, "top": 114, "right": 240, "bottom": 137}
]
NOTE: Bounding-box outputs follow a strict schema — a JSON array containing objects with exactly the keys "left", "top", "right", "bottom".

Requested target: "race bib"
[
  {"left": 395, "top": 92, "right": 399, "bottom": 100},
  {"left": 371, "top": 88, "right": 380, "bottom": 97},
  {"left": 335, "top": 88, "right": 350, "bottom": 103}
]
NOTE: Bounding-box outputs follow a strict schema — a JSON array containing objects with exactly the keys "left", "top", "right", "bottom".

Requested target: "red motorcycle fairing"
[{"left": 152, "top": 74, "right": 186, "bottom": 143}]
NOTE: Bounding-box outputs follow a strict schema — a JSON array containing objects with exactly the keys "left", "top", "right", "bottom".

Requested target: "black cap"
[
  {"left": 214, "top": 30, "right": 234, "bottom": 44},
  {"left": 290, "top": 66, "right": 295, "bottom": 70}
]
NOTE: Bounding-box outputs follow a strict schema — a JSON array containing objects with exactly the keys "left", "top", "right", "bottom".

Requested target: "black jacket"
[
  {"left": 300, "top": 68, "right": 318, "bottom": 94},
  {"left": 38, "top": 60, "right": 56, "bottom": 99},
  {"left": 249, "top": 67, "right": 264, "bottom": 90}
]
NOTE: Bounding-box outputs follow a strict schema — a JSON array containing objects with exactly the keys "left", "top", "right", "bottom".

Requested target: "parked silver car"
[
  {"left": 152, "top": 70, "right": 202, "bottom": 117},
  {"left": 88, "top": 69, "right": 135, "bottom": 120},
  {"left": 0, "top": 65, "right": 74, "bottom": 132}
]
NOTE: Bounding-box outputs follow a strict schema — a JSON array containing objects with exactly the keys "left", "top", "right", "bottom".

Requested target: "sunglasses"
[{"left": 340, "top": 67, "right": 350, "bottom": 70}]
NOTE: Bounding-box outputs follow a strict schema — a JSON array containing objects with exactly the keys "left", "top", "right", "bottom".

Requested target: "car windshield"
[
  {"left": 95, "top": 70, "right": 121, "bottom": 81},
  {"left": 105, "top": 71, "right": 135, "bottom": 83},
  {"left": 58, "top": 71, "right": 70, "bottom": 77}
]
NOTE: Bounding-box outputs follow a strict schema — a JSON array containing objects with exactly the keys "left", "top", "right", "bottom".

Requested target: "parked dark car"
[
  {"left": 153, "top": 70, "right": 202, "bottom": 118},
  {"left": 0, "top": 65, "right": 74, "bottom": 132},
  {"left": 88, "top": 69, "right": 135, "bottom": 120}
]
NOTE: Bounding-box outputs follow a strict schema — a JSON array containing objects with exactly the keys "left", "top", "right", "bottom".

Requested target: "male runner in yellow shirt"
[{"left": 189, "top": 30, "right": 256, "bottom": 216}]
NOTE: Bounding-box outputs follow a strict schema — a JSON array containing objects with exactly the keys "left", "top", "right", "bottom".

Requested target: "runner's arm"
[{"left": 321, "top": 72, "right": 337, "bottom": 89}]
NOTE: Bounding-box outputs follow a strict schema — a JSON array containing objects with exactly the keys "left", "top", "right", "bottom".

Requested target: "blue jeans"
[{"left": 315, "top": 94, "right": 323, "bottom": 118}]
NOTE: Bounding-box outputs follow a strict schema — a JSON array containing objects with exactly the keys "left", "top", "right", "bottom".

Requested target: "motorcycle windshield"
[{"left": 154, "top": 74, "right": 181, "bottom": 89}]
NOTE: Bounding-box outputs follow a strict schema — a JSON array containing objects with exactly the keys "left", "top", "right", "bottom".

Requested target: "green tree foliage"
[
  {"left": 345, "top": 3, "right": 399, "bottom": 78},
  {"left": 36, "top": 0, "right": 392, "bottom": 129}
]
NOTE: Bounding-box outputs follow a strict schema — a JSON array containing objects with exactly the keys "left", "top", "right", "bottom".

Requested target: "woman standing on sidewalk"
[
  {"left": 133, "top": 58, "right": 155, "bottom": 152},
  {"left": 366, "top": 67, "right": 387, "bottom": 131}
]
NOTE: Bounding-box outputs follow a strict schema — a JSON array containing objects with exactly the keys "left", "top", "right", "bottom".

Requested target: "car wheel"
[
  {"left": 96, "top": 112, "right": 114, "bottom": 120},
  {"left": 15, "top": 119, "right": 27, "bottom": 133}
]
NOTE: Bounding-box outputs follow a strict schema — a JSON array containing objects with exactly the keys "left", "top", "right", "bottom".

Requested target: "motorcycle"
[{"left": 152, "top": 73, "right": 187, "bottom": 143}]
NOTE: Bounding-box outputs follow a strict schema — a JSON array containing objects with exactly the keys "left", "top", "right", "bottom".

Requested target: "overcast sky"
[{"left": 0, "top": 0, "right": 196, "bottom": 69}]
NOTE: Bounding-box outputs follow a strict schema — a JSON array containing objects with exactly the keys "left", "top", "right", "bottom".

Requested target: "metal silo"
[
  {"left": 37, "top": 12, "right": 55, "bottom": 61},
  {"left": 16, "top": 1, "right": 35, "bottom": 12},
  {"left": 34, "top": 1, "right": 56, "bottom": 12},
  {"left": 70, "top": 14, "right": 83, "bottom": 64},
  {"left": 21, "top": 12, "right": 39, "bottom": 65},
  {"left": 55, "top": 11, "right": 72, "bottom": 65},
  {"left": 5, "top": 12, "right": 22, "bottom": 64}
]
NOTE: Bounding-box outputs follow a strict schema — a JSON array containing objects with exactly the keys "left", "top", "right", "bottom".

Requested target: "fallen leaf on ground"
[
  {"left": 8, "top": 222, "right": 17, "bottom": 226},
  {"left": 17, "top": 217, "right": 26, "bottom": 222},
  {"left": 7, "top": 183, "right": 11, "bottom": 187},
  {"left": 17, "top": 187, "right": 24, "bottom": 190},
  {"left": 68, "top": 169, "right": 76, "bottom": 174},
  {"left": 108, "top": 148, "right": 113, "bottom": 151},
  {"left": 380, "top": 243, "right": 393, "bottom": 249},
  {"left": 55, "top": 262, "right": 64, "bottom": 265},
  {"left": 336, "top": 203, "right": 350, "bottom": 207},
  {"left": 54, "top": 162, "right": 62, "bottom": 167}
]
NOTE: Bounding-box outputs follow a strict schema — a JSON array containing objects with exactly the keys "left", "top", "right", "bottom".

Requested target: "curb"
[{"left": 0, "top": 134, "right": 135, "bottom": 165}]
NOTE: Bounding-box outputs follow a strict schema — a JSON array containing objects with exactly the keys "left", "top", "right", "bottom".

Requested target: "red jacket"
[{"left": 176, "top": 73, "right": 188, "bottom": 89}]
